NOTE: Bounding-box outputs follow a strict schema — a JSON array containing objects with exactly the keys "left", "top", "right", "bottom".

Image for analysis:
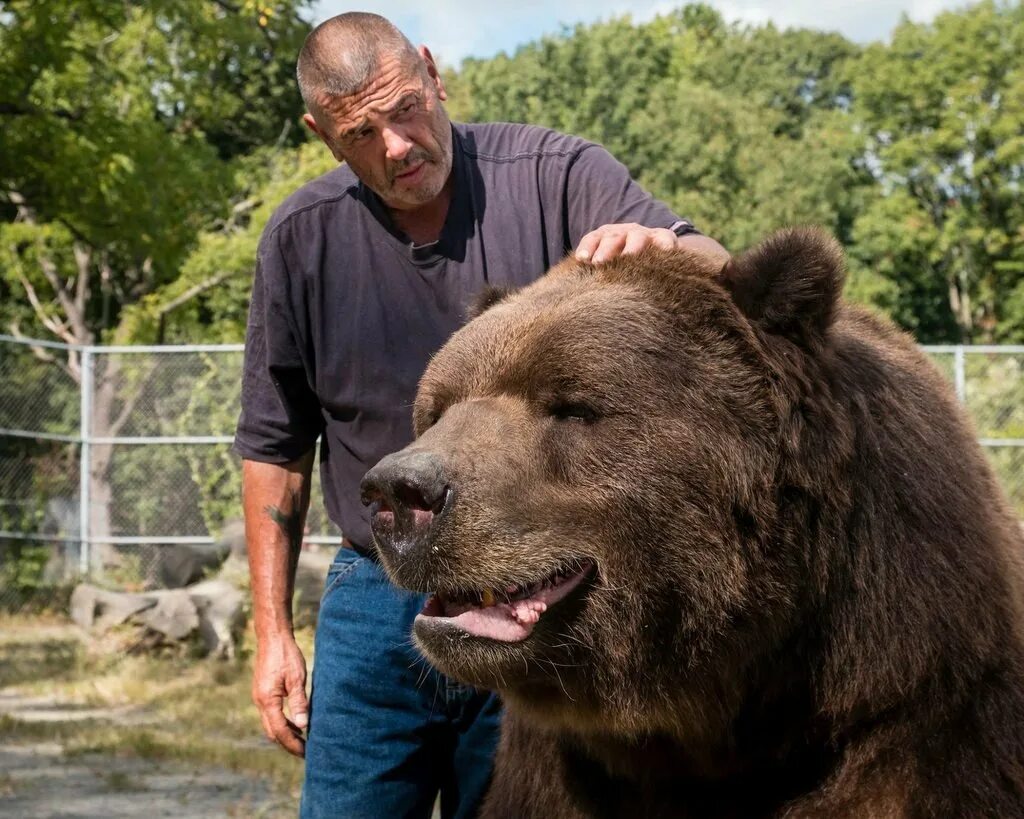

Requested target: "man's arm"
[
  {"left": 244, "top": 451, "right": 315, "bottom": 757},
  {"left": 562, "top": 143, "right": 730, "bottom": 266}
]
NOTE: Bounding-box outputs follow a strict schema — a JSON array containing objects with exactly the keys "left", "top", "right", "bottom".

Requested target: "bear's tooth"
[{"left": 481, "top": 588, "right": 496, "bottom": 607}]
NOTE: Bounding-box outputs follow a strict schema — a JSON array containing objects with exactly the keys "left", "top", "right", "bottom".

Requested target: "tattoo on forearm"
[{"left": 265, "top": 489, "right": 304, "bottom": 551}]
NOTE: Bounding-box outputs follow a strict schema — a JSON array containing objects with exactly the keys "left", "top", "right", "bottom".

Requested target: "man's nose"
[{"left": 382, "top": 126, "right": 413, "bottom": 162}]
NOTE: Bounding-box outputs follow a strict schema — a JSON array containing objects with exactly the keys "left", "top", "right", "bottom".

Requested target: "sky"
[{"left": 311, "top": 0, "right": 970, "bottom": 68}]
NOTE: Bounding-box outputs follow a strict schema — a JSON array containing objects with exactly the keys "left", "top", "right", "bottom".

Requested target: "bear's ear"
[
  {"left": 715, "top": 227, "right": 844, "bottom": 346},
  {"left": 468, "top": 285, "right": 517, "bottom": 318}
]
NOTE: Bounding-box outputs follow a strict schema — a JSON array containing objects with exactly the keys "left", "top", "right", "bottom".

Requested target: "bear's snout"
[{"left": 361, "top": 450, "right": 451, "bottom": 564}]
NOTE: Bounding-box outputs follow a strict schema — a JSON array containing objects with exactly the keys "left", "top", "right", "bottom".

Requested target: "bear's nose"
[{"left": 360, "top": 451, "right": 450, "bottom": 559}]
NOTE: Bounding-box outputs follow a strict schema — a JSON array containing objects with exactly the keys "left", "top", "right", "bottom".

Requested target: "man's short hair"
[{"left": 297, "top": 13, "right": 424, "bottom": 114}]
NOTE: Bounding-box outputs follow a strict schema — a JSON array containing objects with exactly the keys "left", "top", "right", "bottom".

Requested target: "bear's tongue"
[
  {"left": 442, "top": 597, "right": 547, "bottom": 642},
  {"left": 421, "top": 564, "right": 590, "bottom": 642}
]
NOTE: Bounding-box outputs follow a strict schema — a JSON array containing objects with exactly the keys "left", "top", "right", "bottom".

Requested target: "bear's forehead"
[
  {"left": 468, "top": 280, "right": 667, "bottom": 360},
  {"left": 420, "top": 274, "right": 704, "bottom": 407}
]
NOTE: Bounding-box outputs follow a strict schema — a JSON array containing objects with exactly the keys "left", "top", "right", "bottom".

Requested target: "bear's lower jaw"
[{"left": 416, "top": 560, "right": 595, "bottom": 643}]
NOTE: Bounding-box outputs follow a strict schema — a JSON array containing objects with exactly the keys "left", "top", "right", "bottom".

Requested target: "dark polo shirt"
[{"left": 234, "top": 122, "right": 696, "bottom": 550}]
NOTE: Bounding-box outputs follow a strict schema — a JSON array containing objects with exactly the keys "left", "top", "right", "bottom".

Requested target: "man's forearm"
[{"left": 243, "top": 452, "right": 315, "bottom": 637}]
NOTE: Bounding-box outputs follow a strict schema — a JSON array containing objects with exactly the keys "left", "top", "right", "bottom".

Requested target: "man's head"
[{"left": 297, "top": 13, "right": 453, "bottom": 211}]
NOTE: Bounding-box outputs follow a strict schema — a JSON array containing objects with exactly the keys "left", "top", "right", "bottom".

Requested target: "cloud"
[
  {"left": 708, "top": 0, "right": 963, "bottom": 42},
  {"left": 311, "top": 0, "right": 969, "bottom": 65}
]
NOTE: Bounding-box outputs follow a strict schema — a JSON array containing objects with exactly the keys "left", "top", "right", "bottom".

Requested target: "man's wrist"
[
  {"left": 253, "top": 605, "right": 296, "bottom": 640},
  {"left": 675, "top": 233, "right": 731, "bottom": 267}
]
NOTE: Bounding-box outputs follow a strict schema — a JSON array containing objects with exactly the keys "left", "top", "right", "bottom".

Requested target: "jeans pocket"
[{"left": 321, "top": 548, "right": 364, "bottom": 600}]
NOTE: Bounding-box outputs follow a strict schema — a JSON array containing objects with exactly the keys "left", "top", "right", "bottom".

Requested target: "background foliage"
[
  {"left": 2, "top": 1, "right": 1021, "bottom": 346},
  {"left": 0, "top": 3, "right": 1022, "bottom": 594}
]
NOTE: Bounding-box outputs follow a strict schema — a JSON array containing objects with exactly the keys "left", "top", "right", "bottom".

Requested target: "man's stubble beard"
[{"left": 386, "top": 118, "right": 453, "bottom": 207}]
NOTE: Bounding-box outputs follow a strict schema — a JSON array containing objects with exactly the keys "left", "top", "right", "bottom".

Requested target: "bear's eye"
[
  {"left": 419, "top": 403, "right": 443, "bottom": 429},
  {"left": 549, "top": 401, "right": 599, "bottom": 423}
]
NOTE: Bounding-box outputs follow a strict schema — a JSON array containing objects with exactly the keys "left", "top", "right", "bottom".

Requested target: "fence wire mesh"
[
  {"left": 926, "top": 347, "right": 1024, "bottom": 512},
  {"left": 0, "top": 341, "right": 79, "bottom": 436},
  {"left": 0, "top": 336, "right": 339, "bottom": 611},
  {"left": 1, "top": 335, "right": 1021, "bottom": 612}
]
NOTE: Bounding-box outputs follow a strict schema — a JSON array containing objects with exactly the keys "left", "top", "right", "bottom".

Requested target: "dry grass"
[
  {"left": 0, "top": 614, "right": 314, "bottom": 800},
  {"left": 0, "top": 771, "right": 16, "bottom": 798}
]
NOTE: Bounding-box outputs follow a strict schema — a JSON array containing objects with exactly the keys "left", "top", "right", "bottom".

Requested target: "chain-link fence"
[
  {"left": 926, "top": 346, "right": 1024, "bottom": 515},
  {"left": 1, "top": 335, "right": 1022, "bottom": 611},
  {"left": 0, "top": 334, "right": 340, "bottom": 612}
]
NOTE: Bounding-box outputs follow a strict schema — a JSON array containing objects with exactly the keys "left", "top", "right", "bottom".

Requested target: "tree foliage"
[
  {"left": 0, "top": 0, "right": 312, "bottom": 354},
  {"left": 1, "top": 1, "right": 1021, "bottom": 348},
  {"left": 451, "top": 1, "right": 1023, "bottom": 343},
  {"left": 848, "top": 2, "right": 1024, "bottom": 342},
  {"left": 0, "top": 0, "right": 315, "bottom": 555}
]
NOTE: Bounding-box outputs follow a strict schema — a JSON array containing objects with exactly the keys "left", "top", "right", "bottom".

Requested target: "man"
[{"left": 234, "top": 12, "right": 728, "bottom": 819}]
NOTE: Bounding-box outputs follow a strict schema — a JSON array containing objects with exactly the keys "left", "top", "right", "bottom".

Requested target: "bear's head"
[{"left": 362, "top": 228, "right": 845, "bottom": 735}]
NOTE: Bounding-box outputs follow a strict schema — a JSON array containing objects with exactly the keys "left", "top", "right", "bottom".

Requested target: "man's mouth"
[
  {"left": 394, "top": 161, "right": 426, "bottom": 182},
  {"left": 417, "top": 560, "right": 595, "bottom": 643}
]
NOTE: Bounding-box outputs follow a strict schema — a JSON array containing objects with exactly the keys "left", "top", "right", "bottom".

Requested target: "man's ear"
[
  {"left": 419, "top": 45, "right": 447, "bottom": 102},
  {"left": 716, "top": 227, "right": 844, "bottom": 346},
  {"left": 302, "top": 112, "right": 323, "bottom": 139},
  {"left": 303, "top": 113, "right": 344, "bottom": 162}
]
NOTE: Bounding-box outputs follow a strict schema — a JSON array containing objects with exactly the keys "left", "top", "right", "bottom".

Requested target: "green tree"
[
  {"left": 453, "top": 6, "right": 871, "bottom": 263},
  {"left": 0, "top": 0, "right": 312, "bottom": 350},
  {"left": 848, "top": 1, "right": 1024, "bottom": 342},
  {"left": 119, "top": 140, "right": 336, "bottom": 344},
  {"left": 0, "top": 0, "right": 313, "bottom": 552}
]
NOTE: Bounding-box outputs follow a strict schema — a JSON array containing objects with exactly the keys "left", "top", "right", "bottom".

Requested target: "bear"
[{"left": 360, "top": 228, "right": 1024, "bottom": 817}]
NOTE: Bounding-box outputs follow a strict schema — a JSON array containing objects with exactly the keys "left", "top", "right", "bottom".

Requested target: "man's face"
[{"left": 309, "top": 49, "right": 453, "bottom": 212}]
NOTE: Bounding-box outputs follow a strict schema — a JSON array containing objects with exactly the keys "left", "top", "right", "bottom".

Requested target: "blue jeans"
[{"left": 301, "top": 547, "right": 502, "bottom": 818}]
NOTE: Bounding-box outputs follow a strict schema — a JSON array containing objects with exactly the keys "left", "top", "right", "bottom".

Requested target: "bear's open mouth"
[{"left": 418, "top": 560, "right": 595, "bottom": 643}]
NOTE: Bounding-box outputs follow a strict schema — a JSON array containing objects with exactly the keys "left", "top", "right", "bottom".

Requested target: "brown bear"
[{"left": 361, "top": 228, "right": 1024, "bottom": 817}]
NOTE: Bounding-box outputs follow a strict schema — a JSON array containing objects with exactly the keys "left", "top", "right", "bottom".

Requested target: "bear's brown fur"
[{"left": 362, "top": 228, "right": 1024, "bottom": 817}]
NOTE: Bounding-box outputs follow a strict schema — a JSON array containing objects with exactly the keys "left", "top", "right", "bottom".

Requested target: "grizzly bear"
[{"left": 361, "top": 228, "right": 1024, "bottom": 817}]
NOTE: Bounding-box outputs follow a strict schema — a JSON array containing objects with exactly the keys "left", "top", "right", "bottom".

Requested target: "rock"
[
  {"left": 187, "top": 579, "right": 246, "bottom": 660},
  {"left": 69, "top": 572, "right": 247, "bottom": 658},
  {"left": 154, "top": 542, "right": 231, "bottom": 589},
  {"left": 138, "top": 590, "right": 199, "bottom": 640},
  {"left": 69, "top": 584, "right": 155, "bottom": 631}
]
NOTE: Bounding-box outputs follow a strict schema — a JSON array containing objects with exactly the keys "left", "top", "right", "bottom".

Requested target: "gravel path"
[
  {"left": 0, "top": 742, "right": 289, "bottom": 818},
  {"left": 0, "top": 693, "right": 293, "bottom": 818}
]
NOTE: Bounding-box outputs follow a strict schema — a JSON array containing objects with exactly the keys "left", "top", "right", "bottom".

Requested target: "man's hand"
[
  {"left": 574, "top": 223, "right": 730, "bottom": 267},
  {"left": 253, "top": 630, "right": 309, "bottom": 757},
  {"left": 575, "top": 223, "right": 677, "bottom": 264}
]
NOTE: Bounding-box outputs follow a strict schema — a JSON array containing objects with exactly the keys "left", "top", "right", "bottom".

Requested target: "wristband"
[{"left": 669, "top": 219, "right": 701, "bottom": 238}]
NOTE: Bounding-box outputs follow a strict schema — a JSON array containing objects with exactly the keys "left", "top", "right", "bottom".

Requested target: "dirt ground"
[
  {"left": 0, "top": 619, "right": 300, "bottom": 818},
  {"left": 0, "top": 740, "right": 288, "bottom": 818}
]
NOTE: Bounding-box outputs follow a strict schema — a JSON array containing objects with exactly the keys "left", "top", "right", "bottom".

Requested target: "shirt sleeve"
[
  {"left": 234, "top": 228, "right": 323, "bottom": 463},
  {"left": 564, "top": 143, "right": 702, "bottom": 248}
]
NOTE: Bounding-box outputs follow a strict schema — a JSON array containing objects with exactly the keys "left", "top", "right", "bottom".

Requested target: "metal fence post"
[
  {"left": 79, "top": 346, "right": 93, "bottom": 577},
  {"left": 954, "top": 346, "right": 967, "bottom": 404}
]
